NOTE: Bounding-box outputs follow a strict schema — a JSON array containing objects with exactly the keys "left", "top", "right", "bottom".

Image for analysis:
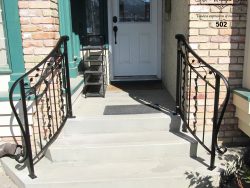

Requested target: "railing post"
[
  {"left": 175, "top": 39, "right": 181, "bottom": 115},
  {"left": 209, "top": 74, "right": 220, "bottom": 170},
  {"left": 19, "top": 79, "right": 36, "bottom": 179},
  {"left": 63, "top": 36, "right": 74, "bottom": 118}
]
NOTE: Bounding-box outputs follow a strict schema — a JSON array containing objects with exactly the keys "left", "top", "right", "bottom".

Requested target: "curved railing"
[
  {"left": 175, "top": 34, "right": 230, "bottom": 170},
  {"left": 9, "top": 36, "right": 73, "bottom": 178}
]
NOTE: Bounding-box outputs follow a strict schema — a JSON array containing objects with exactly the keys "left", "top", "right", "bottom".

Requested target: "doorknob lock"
[{"left": 113, "top": 16, "right": 118, "bottom": 23}]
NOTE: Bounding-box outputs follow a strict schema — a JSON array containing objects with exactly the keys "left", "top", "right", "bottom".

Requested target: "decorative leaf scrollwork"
[{"left": 193, "top": 75, "right": 198, "bottom": 134}]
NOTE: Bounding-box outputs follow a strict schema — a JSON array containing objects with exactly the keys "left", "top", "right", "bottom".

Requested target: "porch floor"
[{"left": 74, "top": 83, "right": 175, "bottom": 117}]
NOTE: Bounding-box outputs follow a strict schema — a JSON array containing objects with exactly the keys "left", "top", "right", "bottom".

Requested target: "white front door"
[{"left": 112, "top": 0, "right": 159, "bottom": 77}]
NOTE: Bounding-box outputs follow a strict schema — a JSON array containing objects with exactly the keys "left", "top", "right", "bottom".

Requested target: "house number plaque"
[{"left": 194, "top": 0, "right": 247, "bottom": 28}]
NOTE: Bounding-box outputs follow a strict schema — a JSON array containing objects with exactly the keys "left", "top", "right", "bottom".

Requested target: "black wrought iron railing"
[
  {"left": 9, "top": 36, "right": 73, "bottom": 178},
  {"left": 175, "top": 34, "right": 230, "bottom": 170}
]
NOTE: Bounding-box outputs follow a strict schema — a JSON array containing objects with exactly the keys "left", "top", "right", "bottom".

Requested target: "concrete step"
[
  {"left": 63, "top": 115, "right": 182, "bottom": 135},
  {"left": 46, "top": 131, "right": 197, "bottom": 162},
  {"left": 1, "top": 156, "right": 220, "bottom": 188}
]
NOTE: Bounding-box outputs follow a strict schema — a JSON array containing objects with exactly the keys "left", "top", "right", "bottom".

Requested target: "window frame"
[
  {"left": 0, "top": 0, "right": 11, "bottom": 74},
  {"left": 0, "top": 0, "right": 25, "bottom": 94}
]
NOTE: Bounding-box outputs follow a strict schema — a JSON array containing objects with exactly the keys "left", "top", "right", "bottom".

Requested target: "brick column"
[
  {"left": 189, "top": 0, "right": 248, "bottom": 144},
  {"left": 18, "top": 0, "right": 60, "bottom": 69}
]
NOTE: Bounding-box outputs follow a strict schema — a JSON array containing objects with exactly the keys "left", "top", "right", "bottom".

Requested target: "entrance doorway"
[
  {"left": 110, "top": 0, "right": 162, "bottom": 80},
  {"left": 66, "top": 0, "right": 162, "bottom": 82}
]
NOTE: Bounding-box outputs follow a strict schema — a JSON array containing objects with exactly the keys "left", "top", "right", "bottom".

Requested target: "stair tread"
[
  {"left": 54, "top": 131, "right": 196, "bottom": 147},
  {"left": 1, "top": 157, "right": 220, "bottom": 184},
  {"left": 63, "top": 115, "right": 182, "bottom": 134}
]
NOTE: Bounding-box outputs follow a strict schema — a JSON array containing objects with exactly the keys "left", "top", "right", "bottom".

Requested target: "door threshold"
[{"left": 112, "top": 75, "right": 160, "bottom": 82}]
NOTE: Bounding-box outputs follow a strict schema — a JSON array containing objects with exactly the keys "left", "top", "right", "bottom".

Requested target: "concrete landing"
[{"left": 73, "top": 89, "right": 176, "bottom": 117}]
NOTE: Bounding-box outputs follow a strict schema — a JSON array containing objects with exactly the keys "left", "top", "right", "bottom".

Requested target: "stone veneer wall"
[
  {"left": 189, "top": 0, "right": 249, "bottom": 145},
  {"left": 18, "top": 0, "right": 60, "bottom": 69}
]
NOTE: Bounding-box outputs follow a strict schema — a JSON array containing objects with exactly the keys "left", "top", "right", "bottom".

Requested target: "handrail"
[
  {"left": 175, "top": 34, "right": 230, "bottom": 170},
  {"left": 9, "top": 36, "right": 73, "bottom": 178}
]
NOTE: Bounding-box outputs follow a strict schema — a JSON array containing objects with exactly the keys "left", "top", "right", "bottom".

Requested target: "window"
[
  {"left": 119, "top": 0, "right": 151, "bottom": 22},
  {"left": 0, "top": 0, "right": 10, "bottom": 73},
  {"left": 81, "top": 0, "right": 108, "bottom": 45},
  {"left": 86, "top": 0, "right": 101, "bottom": 35}
]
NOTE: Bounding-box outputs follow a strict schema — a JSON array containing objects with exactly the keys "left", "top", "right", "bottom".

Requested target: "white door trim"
[
  {"left": 157, "top": 0, "right": 163, "bottom": 79},
  {"left": 107, "top": 0, "right": 114, "bottom": 80},
  {"left": 108, "top": 0, "right": 162, "bottom": 81}
]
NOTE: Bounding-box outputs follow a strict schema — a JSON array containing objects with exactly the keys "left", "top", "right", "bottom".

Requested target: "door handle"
[{"left": 113, "top": 26, "right": 118, "bottom": 44}]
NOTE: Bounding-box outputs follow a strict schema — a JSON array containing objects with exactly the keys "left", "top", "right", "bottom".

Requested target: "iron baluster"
[
  {"left": 34, "top": 91, "right": 43, "bottom": 150},
  {"left": 193, "top": 74, "right": 198, "bottom": 135},
  {"left": 202, "top": 82, "right": 208, "bottom": 143},
  {"left": 181, "top": 60, "right": 187, "bottom": 132},
  {"left": 188, "top": 67, "right": 192, "bottom": 131},
  {"left": 58, "top": 65, "right": 65, "bottom": 121},
  {"left": 176, "top": 41, "right": 181, "bottom": 115},
  {"left": 63, "top": 37, "right": 74, "bottom": 118},
  {"left": 209, "top": 74, "right": 220, "bottom": 170},
  {"left": 19, "top": 79, "right": 36, "bottom": 179},
  {"left": 45, "top": 84, "right": 52, "bottom": 139},
  {"left": 47, "top": 76, "right": 55, "bottom": 136},
  {"left": 41, "top": 98, "right": 47, "bottom": 140},
  {"left": 51, "top": 64, "right": 59, "bottom": 131}
]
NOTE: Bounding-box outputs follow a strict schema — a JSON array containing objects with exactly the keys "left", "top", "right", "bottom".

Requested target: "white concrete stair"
[
  {"left": 46, "top": 131, "right": 197, "bottom": 162},
  {"left": 0, "top": 89, "right": 222, "bottom": 187}
]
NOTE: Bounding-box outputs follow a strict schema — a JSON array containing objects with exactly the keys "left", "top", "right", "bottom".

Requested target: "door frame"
[{"left": 107, "top": 0, "right": 163, "bottom": 81}]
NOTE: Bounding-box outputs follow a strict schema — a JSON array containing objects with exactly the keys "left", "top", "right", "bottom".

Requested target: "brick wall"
[
  {"left": 189, "top": 0, "right": 249, "bottom": 145},
  {"left": 18, "top": 0, "right": 60, "bottom": 69}
]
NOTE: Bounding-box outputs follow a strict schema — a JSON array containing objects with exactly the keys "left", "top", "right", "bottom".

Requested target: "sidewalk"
[{"left": 0, "top": 161, "right": 17, "bottom": 188}]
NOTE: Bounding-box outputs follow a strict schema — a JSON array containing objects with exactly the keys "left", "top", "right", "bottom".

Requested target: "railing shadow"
[
  {"left": 109, "top": 82, "right": 199, "bottom": 155},
  {"left": 110, "top": 81, "right": 182, "bottom": 131}
]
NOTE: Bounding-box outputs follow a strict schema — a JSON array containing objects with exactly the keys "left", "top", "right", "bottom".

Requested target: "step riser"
[
  {"left": 46, "top": 143, "right": 197, "bottom": 162},
  {"left": 23, "top": 177, "right": 219, "bottom": 188},
  {"left": 63, "top": 118, "right": 182, "bottom": 134}
]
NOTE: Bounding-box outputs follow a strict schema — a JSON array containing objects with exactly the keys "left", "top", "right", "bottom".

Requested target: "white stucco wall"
[
  {"left": 162, "top": 0, "right": 189, "bottom": 99},
  {"left": 243, "top": 0, "right": 250, "bottom": 89}
]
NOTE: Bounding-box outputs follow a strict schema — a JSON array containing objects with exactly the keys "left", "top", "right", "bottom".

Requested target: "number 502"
[{"left": 216, "top": 21, "right": 228, "bottom": 28}]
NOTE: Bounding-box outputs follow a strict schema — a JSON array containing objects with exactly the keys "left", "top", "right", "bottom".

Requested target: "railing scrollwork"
[{"left": 9, "top": 36, "right": 73, "bottom": 178}]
